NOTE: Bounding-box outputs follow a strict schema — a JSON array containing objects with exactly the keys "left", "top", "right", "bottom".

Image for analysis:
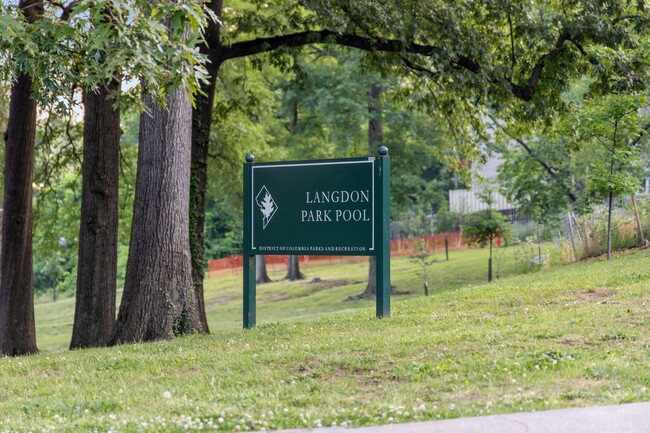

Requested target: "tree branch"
[
  {"left": 489, "top": 115, "right": 578, "bottom": 203},
  {"left": 613, "top": 15, "right": 645, "bottom": 25},
  {"left": 630, "top": 121, "right": 650, "bottom": 148},
  {"left": 508, "top": 32, "right": 570, "bottom": 101},
  {"left": 401, "top": 56, "right": 437, "bottom": 77},
  {"left": 47, "top": 0, "right": 79, "bottom": 21},
  {"left": 508, "top": 13, "right": 516, "bottom": 80},
  {"left": 221, "top": 30, "right": 448, "bottom": 61},
  {"left": 221, "top": 26, "right": 597, "bottom": 104}
]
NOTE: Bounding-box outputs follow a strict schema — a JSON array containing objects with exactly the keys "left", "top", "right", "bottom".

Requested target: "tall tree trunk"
[
  {"left": 189, "top": 67, "right": 220, "bottom": 335},
  {"left": 70, "top": 80, "right": 121, "bottom": 349},
  {"left": 349, "top": 84, "right": 383, "bottom": 300},
  {"left": 109, "top": 87, "right": 201, "bottom": 344},
  {"left": 0, "top": 0, "right": 43, "bottom": 357},
  {"left": 188, "top": 0, "right": 224, "bottom": 334},
  {"left": 285, "top": 255, "right": 304, "bottom": 280},
  {"left": 357, "top": 84, "right": 383, "bottom": 299},
  {"left": 256, "top": 255, "right": 271, "bottom": 284},
  {"left": 0, "top": 73, "right": 39, "bottom": 357}
]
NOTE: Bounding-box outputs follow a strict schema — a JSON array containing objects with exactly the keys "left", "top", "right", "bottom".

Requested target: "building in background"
[{"left": 448, "top": 155, "right": 523, "bottom": 223}]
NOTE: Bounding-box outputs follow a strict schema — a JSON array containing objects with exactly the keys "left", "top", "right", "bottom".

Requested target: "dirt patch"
[
  {"left": 573, "top": 288, "right": 615, "bottom": 302},
  {"left": 307, "top": 279, "right": 349, "bottom": 292},
  {"left": 453, "top": 389, "right": 485, "bottom": 403},
  {"left": 264, "top": 292, "right": 294, "bottom": 302},
  {"left": 557, "top": 336, "right": 592, "bottom": 347},
  {"left": 205, "top": 296, "right": 235, "bottom": 308}
]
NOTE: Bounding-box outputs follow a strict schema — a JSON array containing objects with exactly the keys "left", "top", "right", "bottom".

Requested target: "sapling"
[{"left": 409, "top": 239, "right": 437, "bottom": 296}]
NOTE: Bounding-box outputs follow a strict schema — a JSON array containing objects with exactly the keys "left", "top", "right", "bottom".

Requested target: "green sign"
[
  {"left": 242, "top": 149, "right": 391, "bottom": 328},
  {"left": 249, "top": 158, "right": 375, "bottom": 255}
]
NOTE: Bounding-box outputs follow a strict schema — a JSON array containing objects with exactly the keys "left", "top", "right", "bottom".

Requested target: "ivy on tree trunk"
[
  {"left": 354, "top": 83, "right": 382, "bottom": 299},
  {"left": 110, "top": 87, "right": 201, "bottom": 344}
]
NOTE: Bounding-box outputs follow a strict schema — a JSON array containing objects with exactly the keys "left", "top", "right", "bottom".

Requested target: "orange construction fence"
[{"left": 207, "top": 232, "right": 464, "bottom": 278}]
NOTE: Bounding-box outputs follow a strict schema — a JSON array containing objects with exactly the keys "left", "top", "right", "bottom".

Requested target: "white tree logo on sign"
[{"left": 255, "top": 186, "right": 278, "bottom": 229}]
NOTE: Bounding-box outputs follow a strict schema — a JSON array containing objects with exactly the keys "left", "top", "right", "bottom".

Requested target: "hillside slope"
[{"left": 5, "top": 249, "right": 649, "bottom": 432}]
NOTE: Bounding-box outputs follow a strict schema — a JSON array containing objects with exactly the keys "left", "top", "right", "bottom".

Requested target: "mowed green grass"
[
  {"left": 4, "top": 247, "right": 650, "bottom": 432},
  {"left": 35, "top": 246, "right": 519, "bottom": 352}
]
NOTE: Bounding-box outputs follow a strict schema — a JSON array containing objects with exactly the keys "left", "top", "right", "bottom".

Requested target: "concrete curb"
[{"left": 274, "top": 402, "right": 650, "bottom": 433}]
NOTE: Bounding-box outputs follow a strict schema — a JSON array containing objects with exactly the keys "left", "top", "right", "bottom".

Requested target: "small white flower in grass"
[
  {"left": 163, "top": 391, "right": 171, "bottom": 399},
  {"left": 235, "top": 425, "right": 241, "bottom": 431},
  {"left": 218, "top": 417, "right": 224, "bottom": 424}
]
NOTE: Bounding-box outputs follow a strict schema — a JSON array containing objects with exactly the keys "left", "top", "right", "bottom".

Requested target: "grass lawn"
[
  {"left": 3, "top": 246, "right": 649, "bottom": 432},
  {"left": 35, "top": 246, "right": 521, "bottom": 352}
]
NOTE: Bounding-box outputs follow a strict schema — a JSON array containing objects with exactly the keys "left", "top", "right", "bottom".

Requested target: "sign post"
[{"left": 242, "top": 147, "right": 390, "bottom": 328}]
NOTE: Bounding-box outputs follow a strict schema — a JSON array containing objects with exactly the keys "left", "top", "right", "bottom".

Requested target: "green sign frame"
[{"left": 242, "top": 148, "right": 391, "bottom": 328}]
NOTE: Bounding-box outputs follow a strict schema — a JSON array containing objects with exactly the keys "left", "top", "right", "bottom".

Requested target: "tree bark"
[
  {"left": 188, "top": 0, "right": 224, "bottom": 334},
  {"left": 357, "top": 84, "right": 383, "bottom": 299},
  {"left": 256, "top": 255, "right": 271, "bottom": 284},
  {"left": 0, "top": 72, "right": 39, "bottom": 357},
  {"left": 189, "top": 67, "right": 220, "bottom": 335},
  {"left": 70, "top": 80, "right": 121, "bottom": 349},
  {"left": 285, "top": 255, "right": 304, "bottom": 281},
  {"left": 109, "top": 87, "right": 201, "bottom": 344},
  {"left": 0, "top": 0, "right": 43, "bottom": 357}
]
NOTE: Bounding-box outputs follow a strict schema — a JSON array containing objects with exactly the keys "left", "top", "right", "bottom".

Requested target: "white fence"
[{"left": 449, "top": 189, "right": 516, "bottom": 214}]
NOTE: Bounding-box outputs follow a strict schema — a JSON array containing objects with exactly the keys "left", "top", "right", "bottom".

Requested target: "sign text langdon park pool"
[{"left": 301, "top": 190, "right": 371, "bottom": 222}]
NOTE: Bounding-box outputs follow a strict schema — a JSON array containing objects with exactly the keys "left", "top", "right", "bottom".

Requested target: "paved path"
[{"left": 275, "top": 402, "right": 650, "bottom": 433}]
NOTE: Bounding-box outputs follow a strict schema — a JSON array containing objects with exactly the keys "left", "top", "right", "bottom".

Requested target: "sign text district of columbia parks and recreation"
[{"left": 250, "top": 158, "right": 375, "bottom": 255}]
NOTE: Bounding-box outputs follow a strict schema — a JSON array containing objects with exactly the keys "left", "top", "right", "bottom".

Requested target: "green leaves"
[
  {"left": 0, "top": 0, "right": 212, "bottom": 112},
  {"left": 588, "top": 169, "right": 640, "bottom": 198},
  {"left": 462, "top": 209, "right": 509, "bottom": 248}
]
